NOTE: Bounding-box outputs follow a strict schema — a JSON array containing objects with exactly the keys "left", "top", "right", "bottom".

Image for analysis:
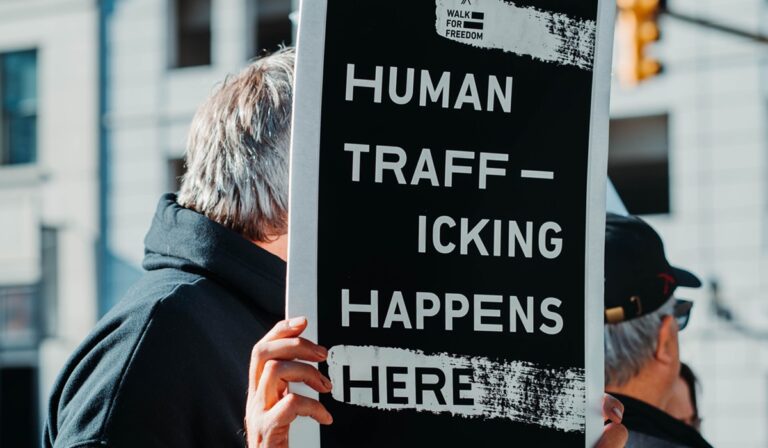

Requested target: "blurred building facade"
[
  {"left": 610, "top": 0, "right": 768, "bottom": 446},
  {"left": 0, "top": 0, "right": 99, "bottom": 446},
  {"left": 100, "top": 0, "right": 297, "bottom": 314}
]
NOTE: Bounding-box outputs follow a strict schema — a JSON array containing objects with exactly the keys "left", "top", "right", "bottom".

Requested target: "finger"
[
  {"left": 262, "top": 338, "right": 329, "bottom": 364},
  {"left": 258, "top": 359, "right": 333, "bottom": 395},
  {"left": 249, "top": 317, "right": 312, "bottom": 389},
  {"left": 249, "top": 337, "right": 329, "bottom": 391},
  {"left": 596, "top": 422, "right": 628, "bottom": 448},
  {"left": 257, "top": 360, "right": 333, "bottom": 406},
  {"left": 268, "top": 393, "right": 333, "bottom": 427},
  {"left": 263, "top": 317, "right": 309, "bottom": 343},
  {"left": 602, "top": 394, "right": 624, "bottom": 424}
]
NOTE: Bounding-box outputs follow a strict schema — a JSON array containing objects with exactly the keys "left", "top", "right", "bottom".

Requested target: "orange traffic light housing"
[{"left": 617, "top": 0, "right": 662, "bottom": 85}]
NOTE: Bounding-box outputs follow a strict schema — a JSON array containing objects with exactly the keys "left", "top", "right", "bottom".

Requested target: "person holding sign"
[
  {"left": 603, "top": 214, "right": 713, "bottom": 448},
  {"left": 45, "top": 48, "right": 624, "bottom": 448},
  {"left": 244, "top": 316, "right": 629, "bottom": 448},
  {"left": 44, "top": 50, "right": 299, "bottom": 448}
]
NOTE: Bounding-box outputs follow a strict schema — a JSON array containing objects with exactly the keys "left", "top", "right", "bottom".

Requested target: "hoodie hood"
[{"left": 142, "top": 194, "right": 286, "bottom": 318}]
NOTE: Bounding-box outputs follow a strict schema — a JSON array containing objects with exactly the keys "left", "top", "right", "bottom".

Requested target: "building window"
[
  {"left": 608, "top": 114, "right": 670, "bottom": 215},
  {"left": 0, "top": 50, "right": 37, "bottom": 166},
  {"left": 251, "top": 0, "right": 293, "bottom": 56},
  {"left": 0, "top": 286, "right": 37, "bottom": 349},
  {"left": 171, "top": 0, "right": 212, "bottom": 68}
]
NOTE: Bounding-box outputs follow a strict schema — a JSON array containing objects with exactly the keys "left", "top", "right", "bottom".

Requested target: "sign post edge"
[
  {"left": 585, "top": 0, "right": 618, "bottom": 446},
  {"left": 286, "top": 1, "right": 329, "bottom": 446}
]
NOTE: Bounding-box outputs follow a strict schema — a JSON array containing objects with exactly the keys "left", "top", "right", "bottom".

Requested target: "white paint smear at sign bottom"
[
  {"left": 327, "top": 345, "right": 586, "bottom": 433},
  {"left": 435, "top": 0, "right": 596, "bottom": 70}
]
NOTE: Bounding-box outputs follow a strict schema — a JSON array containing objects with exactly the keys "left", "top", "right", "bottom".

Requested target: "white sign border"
[
  {"left": 286, "top": 0, "right": 328, "bottom": 447},
  {"left": 585, "top": 0, "right": 617, "bottom": 445}
]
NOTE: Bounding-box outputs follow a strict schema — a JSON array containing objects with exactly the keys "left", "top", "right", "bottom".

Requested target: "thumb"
[{"left": 596, "top": 422, "right": 628, "bottom": 448}]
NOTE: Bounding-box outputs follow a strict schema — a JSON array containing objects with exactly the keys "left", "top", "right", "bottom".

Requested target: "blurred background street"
[{"left": 0, "top": 0, "right": 766, "bottom": 446}]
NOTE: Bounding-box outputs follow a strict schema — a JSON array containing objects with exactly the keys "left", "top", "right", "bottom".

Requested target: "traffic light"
[{"left": 617, "top": 0, "right": 662, "bottom": 85}]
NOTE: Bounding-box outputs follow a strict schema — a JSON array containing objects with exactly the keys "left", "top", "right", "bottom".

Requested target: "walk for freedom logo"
[
  {"left": 444, "top": 9, "right": 485, "bottom": 39},
  {"left": 435, "top": 0, "right": 597, "bottom": 70}
]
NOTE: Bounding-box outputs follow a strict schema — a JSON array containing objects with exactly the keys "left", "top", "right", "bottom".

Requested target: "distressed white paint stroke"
[
  {"left": 435, "top": 0, "right": 596, "bottom": 70},
  {"left": 327, "top": 345, "right": 586, "bottom": 433}
]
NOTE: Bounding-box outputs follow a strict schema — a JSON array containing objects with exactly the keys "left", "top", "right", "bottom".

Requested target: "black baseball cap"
[{"left": 604, "top": 213, "right": 701, "bottom": 324}]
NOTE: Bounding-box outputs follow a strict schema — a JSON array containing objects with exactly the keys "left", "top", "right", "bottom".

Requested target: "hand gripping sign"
[{"left": 287, "top": 0, "right": 615, "bottom": 446}]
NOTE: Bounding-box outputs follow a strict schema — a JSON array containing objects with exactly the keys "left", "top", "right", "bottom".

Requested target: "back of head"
[
  {"left": 605, "top": 297, "right": 675, "bottom": 386},
  {"left": 602, "top": 213, "right": 700, "bottom": 388},
  {"left": 178, "top": 47, "right": 295, "bottom": 242}
]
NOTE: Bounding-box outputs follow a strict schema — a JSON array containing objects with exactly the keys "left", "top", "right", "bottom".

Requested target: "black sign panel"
[{"left": 287, "top": 0, "right": 614, "bottom": 446}]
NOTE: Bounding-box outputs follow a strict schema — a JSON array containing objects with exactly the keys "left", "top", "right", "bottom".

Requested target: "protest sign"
[{"left": 287, "top": 0, "right": 615, "bottom": 445}]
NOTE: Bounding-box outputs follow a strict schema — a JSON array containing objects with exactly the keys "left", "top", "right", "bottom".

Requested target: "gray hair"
[
  {"left": 178, "top": 47, "right": 295, "bottom": 242},
  {"left": 605, "top": 297, "right": 676, "bottom": 386}
]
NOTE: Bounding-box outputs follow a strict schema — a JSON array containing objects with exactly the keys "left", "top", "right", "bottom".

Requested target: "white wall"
[{"left": 611, "top": 1, "right": 768, "bottom": 446}]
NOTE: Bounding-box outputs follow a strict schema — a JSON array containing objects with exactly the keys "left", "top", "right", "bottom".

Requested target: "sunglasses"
[{"left": 673, "top": 299, "right": 694, "bottom": 331}]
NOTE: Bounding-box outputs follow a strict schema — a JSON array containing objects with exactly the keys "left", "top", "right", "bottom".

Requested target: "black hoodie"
[
  {"left": 45, "top": 194, "right": 285, "bottom": 448},
  {"left": 613, "top": 393, "right": 714, "bottom": 448}
]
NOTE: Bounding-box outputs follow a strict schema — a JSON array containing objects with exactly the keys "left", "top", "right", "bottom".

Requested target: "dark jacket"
[
  {"left": 613, "top": 394, "right": 714, "bottom": 448},
  {"left": 45, "top": 194, "right": 286, "bottom": 448}
]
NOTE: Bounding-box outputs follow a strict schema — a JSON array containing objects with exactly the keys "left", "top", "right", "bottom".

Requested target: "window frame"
[
  {"left": 608, "top": 113, "right": 671, "bottom": 216},
  {"left": 0, "top": 49, "right": 39, "bottom": 167},
  {"left": 168, "top": 0, "right": 213, "bottom": 69}
]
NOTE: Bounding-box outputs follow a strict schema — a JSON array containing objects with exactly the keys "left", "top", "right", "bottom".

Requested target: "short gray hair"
[
  {"left": 605, "top": 297, "right": 676, "bottom": 386},
  {"left": 178, "top": 47, "right": 295, "bottom": 242}
]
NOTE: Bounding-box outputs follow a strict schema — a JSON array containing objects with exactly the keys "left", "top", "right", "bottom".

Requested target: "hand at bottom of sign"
[
  {"left": 245, "top": 316, "right": 333, "bottom": 448},
  {"left": 243, "top": 317, "right": 628, "bottom": 448}
]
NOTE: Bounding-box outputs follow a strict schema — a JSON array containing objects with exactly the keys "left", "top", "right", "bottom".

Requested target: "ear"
[{"left": 655, "top": 315, "right": 678, "bottom": 365}]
